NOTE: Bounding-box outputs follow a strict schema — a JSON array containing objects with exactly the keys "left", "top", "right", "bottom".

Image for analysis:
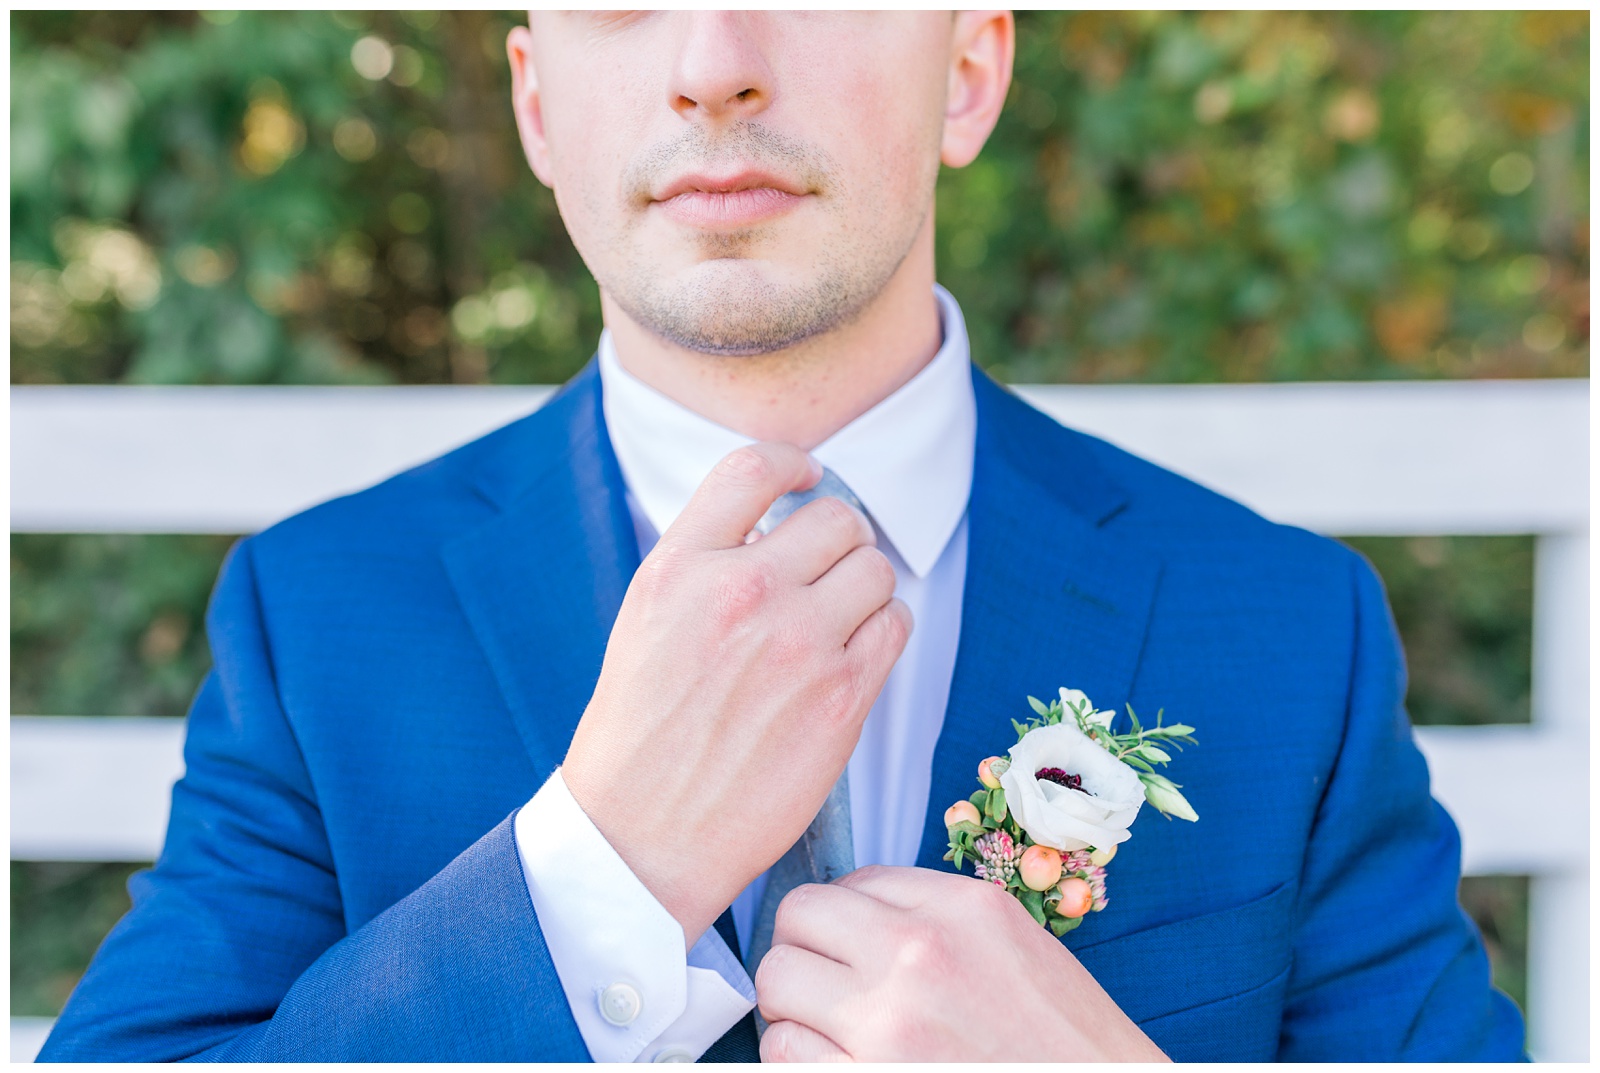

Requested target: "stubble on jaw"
[{"left": 594, "top": 121, "right": 929, "bottom": 360}]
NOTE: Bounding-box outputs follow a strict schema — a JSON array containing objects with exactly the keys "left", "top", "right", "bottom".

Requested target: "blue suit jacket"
[{"left": 41, "top": 363, "right": 1524, "bottom": 1061}]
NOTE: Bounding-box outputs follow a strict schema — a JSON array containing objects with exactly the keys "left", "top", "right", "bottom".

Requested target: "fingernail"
[{"left": 807, "top": 455, "right": 823, "bottom": 483}]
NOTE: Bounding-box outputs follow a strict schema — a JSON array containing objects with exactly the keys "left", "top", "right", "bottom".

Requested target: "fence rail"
[
  {"left": 9, "top": 380, "right": 1588, "bottom": 1062},
  {"left": 11, "top": 715, "right": 1583, "bottom": 876},
  {"left": 11, "top": 380, "right": 1586, "bottom": 535}
]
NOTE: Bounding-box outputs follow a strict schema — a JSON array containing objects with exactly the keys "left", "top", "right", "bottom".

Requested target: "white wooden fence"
[{"left": 9, "top": 379, "right": 1589, "bottom": 1062}]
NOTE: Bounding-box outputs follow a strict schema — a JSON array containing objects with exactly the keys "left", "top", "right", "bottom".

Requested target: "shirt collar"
[{"left": 598, "top": 285, "right": 976, "bottom": 578}]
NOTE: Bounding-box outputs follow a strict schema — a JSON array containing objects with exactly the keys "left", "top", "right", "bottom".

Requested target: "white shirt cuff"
[{"left": 515, "top": 768, "right": 756, "bottom": 1062}]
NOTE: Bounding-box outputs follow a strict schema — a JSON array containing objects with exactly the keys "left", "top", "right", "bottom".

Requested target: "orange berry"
[
  {"left": 1019, "top": 845, "right": 1064, "bottom": 891},
  {"left": 978, "top": 756, "right": 1004, "bottom": 789},
  {"left": 944, "top": 800, "right": 982, "bottom": 829},
  {"left": 1055, "top": 877, "right": 1094, "bottom": 918}
]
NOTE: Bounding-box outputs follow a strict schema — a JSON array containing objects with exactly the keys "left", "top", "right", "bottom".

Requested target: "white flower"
[
  {"left": 1060, "top": 687, "right": 1114, "bottom": 732},
  {"left": 1000, "top": 722, "right": 1145, "bottom": 852}
]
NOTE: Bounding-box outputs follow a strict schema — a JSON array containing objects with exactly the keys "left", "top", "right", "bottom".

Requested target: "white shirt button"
[
  {"left": 599, "top": 982, "right": 641, "bottom": 1026},
  {"left": 653, "top": 1047, "right": 694, "bottom": 1062}
]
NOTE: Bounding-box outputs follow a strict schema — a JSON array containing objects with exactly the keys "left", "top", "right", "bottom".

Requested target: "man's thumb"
[{"left": 666, "top": 442, "right": 822, "bottom": 550}]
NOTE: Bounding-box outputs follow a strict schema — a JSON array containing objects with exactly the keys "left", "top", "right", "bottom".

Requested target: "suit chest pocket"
[{"left": 1071, "top": 880, "right": 1297, "bottom": 1056}]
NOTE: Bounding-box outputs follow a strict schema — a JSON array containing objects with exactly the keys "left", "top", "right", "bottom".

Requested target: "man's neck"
[{"left": 599, "top": 229, "right": 943, "bottom": 451}]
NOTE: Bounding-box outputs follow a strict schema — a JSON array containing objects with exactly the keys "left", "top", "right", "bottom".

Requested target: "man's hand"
[
  {"left": 754, "top": 865, "right": 1170, "bottom": 1062},
  {"left": 562, "top": 443, "right": 912, "bottom": 946}
]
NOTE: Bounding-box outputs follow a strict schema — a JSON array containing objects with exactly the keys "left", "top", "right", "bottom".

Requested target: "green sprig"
[{"left": 1020, "top": 694, "right": 1200, "bottom": 821}]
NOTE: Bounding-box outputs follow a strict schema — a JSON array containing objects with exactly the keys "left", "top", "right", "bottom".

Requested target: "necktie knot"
[{"left": 753, "top": 465, "right": 866, "bottom": 537}]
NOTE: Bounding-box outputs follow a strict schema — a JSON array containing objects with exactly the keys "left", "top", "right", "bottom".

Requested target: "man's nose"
[{"left": 667, "top": 12, "right": 774, "bottom": 122}]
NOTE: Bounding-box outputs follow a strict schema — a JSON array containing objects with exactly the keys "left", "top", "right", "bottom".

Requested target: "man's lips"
[{"left": 651, "top": 171, "right": 808, "bottom": 228}]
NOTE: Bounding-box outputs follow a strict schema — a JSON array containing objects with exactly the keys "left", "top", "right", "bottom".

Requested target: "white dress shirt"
[{"left": 515, "top": 285, "right": 976, "bottom": 1062}]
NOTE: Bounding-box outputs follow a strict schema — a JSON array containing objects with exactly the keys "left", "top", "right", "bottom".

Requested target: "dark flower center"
[{"left": 1036, "top": 767, "right": 1090, "bottom": 794}]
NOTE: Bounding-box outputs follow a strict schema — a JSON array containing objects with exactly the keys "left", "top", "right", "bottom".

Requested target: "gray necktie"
[{"left": 741, "top": 467, "right": 861, "bottom": 1015}]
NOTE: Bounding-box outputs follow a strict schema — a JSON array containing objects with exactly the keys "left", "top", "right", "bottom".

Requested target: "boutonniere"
[{"left": 943, "top": 688, "right": 1198, "bottom": 936}]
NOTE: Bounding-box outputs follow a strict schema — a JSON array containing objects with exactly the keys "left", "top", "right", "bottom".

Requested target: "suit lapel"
[
  {"left": 915, "top": 369, "right": 1164, "bottom": 869},
  {"left": 440, "top": 359, "right": 1162, "bottom": 865},
  {"left": 441, "top": 364, "right": 641, "bottom": 770}
]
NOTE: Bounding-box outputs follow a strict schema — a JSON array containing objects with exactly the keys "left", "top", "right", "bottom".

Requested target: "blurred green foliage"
[
  {"left": 9, "top": 11, "right": 1588, "bottom": 387},
  {"left": 11, "top": 534, "right": 234, "bottom": 718},
  {"left": 949, "top": 11, "right": 1589, "bottom": 383},
  {"left": 12, "top": 10, "right": 594, "bottom": 387},
  {"left": 1460, "top": 874, "right": 1531, "bottom": 1016},
  {"left": 12, "top": 9, "right": 1570, "bottom": 1032},
  {"left": 1344, "top": 536, "right": 1533, "bottom": 725},
  {"left": 11, "top": 862, "right": 143, "bottom": 1018}
]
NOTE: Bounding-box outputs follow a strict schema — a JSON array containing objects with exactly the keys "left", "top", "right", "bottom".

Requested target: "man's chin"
[{"left": 614, "top": 262, "right": 861, "bottom": 357}]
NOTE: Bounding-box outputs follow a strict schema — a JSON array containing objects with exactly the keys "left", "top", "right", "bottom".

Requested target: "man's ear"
[
  {"left": 506, "top": 24, "right": 555, "bottom": 188},
  {"left": 941, "top": 11, "right": 1015, "bottom": 169}
]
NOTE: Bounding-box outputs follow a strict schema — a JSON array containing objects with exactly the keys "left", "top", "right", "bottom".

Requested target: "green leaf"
[
  {"left": 1143, "top": 725, "right": 1196, "bottom": 747},
  {"left": 953, "top": 847, "right": 964, "bottom": 869},
  {"left": 985, "top": 787, "right": 1008, "bottom": 823},
  {"left": 1136, "top": 743, "right": 1171, "bottom": 764},
  {"left": 1018, "top": 888, "right": 1047, "bottom": 926},
  {"left": 970, "top": 790, "right": 988, "bottom": 809},
  {"left": 950, "top": 819, "right": 986, "bottom": 838},
  {"left": 1122, "top": 754, "right": 1156, "bottom": 773},
  {"left": 1027, "top": 695, "right": 1050, "bottom": 716},
  {"left": 1049, "top": 914, "right": 1083, "bottom": 936},
  {"left": 1127, "top": 704, "right": 1142, "bottom": 734}
]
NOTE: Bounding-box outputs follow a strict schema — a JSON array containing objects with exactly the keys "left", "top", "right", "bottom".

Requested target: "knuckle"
[
  {"left": 717, "top": 444, "right": 773, "bottom": 485},
  {"left": 752, "top": 942, "right": 789, "bottom": 994},
  {"left": 760, "top": 1019, "right": 798, "bottom": 1063},
  {"left": 882, "top": 599, "right": 913, "bottom": 647},
  {"left": 631, "top": 548, "right": 682, "bottom": 598},
  {"left": 709, "top": 561, "right": 775, "bottom": 626},
  {"left": 774, "top": 883, "right": 818, "bottom": 932},
  {"left": 808, "top": 658, "right": 861, "bottom": 726},
  {"left": 820, "top": 672, "right": 862, "bottom": 723},
  {"left": 814, "top": 495, "right": 860, "bottom": 538},
  {"left": 851, "top": 606, "right": 908, "bottom": 677},
  {"left": 861, "top": 546, "right": 896, "bottom": 593},
  {"left": 896, "top": 923, "right": 954, "bottom": 977}
]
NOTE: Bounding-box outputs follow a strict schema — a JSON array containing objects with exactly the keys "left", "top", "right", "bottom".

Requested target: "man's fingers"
[
  {"left": 759, "top": 1019, "right": 851, "bottom": 1063},
  {"left": 770, "top": 881, "right": 898, "bottom": 967},
  {"left": 754, "top": 943, "right": 854, "bottom": 1051},
  {"left": 807, "top": 544, "right": 897, "bottom": 637},
  {"left": 843, "top": 596, "right": 913, "bottom": 682},
  {"left": 665, "top": 443, "right": 820, "bottom": 550},
  {"left": 831, "top": 863, "right": 956, "bottom": 910},
  {"left": 751, "top": 494, "right": 876, "bottom": 585}
]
